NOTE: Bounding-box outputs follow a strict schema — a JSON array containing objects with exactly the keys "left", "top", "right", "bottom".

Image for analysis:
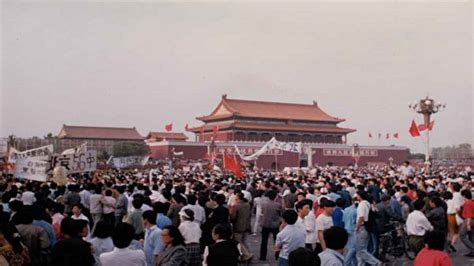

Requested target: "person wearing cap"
[{"left": 178, "top": 209, "right": 202, "bottom": 266}]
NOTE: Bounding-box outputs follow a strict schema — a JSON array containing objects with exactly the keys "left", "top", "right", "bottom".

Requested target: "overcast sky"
[{"left": 1, "top": 1, "right": 472, "bottom": 153}]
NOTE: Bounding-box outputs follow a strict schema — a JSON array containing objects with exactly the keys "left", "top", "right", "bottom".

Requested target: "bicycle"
[{"left": 379, "top": 221, "right": 416, "bottom": 262}]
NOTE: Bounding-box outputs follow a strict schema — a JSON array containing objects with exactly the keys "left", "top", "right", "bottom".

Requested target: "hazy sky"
[{"left": 1, "top": 1, "right": 472, "bottom": 153}]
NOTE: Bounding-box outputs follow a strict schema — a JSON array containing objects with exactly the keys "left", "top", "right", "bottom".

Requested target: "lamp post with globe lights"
[{"left": 408, "top": 97, "right": 446, "bottom": 174}]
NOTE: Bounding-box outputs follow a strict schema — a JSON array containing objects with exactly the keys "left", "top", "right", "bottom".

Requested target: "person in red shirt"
[
  {"left": 414, "top": 230, "right": 451, "bottom": 266},
  {"left": 460, "top": 189, "right": 474, "bottom": 257},
  {"left": 406, "top": 184, "right": 417, "bottom": 202}
]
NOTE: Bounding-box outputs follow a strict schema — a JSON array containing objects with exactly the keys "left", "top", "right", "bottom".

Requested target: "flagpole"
[{"left": 274, "top": 151, "right": 278, "bottom": 172}]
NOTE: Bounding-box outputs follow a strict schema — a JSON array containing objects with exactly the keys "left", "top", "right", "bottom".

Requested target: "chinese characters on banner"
[
  {"left": 8, "top": 145, "right": 53, "bottom": 163},
  {"left": 233, "top": 137, "right": 302, "bottom": 161},
  {"left": 112, "top": 156, "right": 149, "bottom": 169},
  {"left": 47, "top": 150, "right": 97, "bottom": 174},
  {"left": 322, "top": 148, "right": 378, "bottom": 157},
  {"left": 217, "top": 147, "right": 283, "bottom": 156},
  {"left": 15, "top": 158, "right": 49, "bottom": 182}
]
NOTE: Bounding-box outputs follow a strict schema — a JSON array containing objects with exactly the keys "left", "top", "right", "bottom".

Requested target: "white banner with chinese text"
[
  {"left": 234, "top": 137, "right": 302, "bottom": 161},
  {"left": 8, "top": 145, "right": 54, "bottom": 163},
  {"left": 15, "top": 158, "right": 49, "bottom": 182},
  {"left": 47, "top": 150, "right": 97, "bottom": 174}
]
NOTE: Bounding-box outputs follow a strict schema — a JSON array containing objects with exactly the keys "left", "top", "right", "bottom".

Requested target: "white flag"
[{"left": 61, "top": 142, "right": 87, "bottom": 155}]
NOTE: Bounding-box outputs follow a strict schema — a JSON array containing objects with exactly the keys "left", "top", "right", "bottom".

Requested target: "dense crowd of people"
[{"left": 0, "top": 160, "right": 473, "bottom": 266}]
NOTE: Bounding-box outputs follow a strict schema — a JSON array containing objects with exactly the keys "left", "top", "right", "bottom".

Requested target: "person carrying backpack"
[{"left": 355, "top": 190, "right": 382, "bottom": 266}]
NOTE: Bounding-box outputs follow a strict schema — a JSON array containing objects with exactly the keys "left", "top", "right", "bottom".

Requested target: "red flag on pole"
[
  {"left": 418, "top": 121, "right": 435, "bottom": 132},
  {"left": 386, "top": 133, "right": 390, "bottom": 139},
  {"left": 428, "top": 120, "right": 435, "bottom": 131},
  {"left": 165, "top": 123, "right": 173, "bottom": 132},
  {"left": 368, "top": 132, "right": 373, "bottom": 138},
  {"left": 393, "top": 133, "right": 399, "bottom": 139},
  {"left": 223, "top": 152, "right": 243, "bottom": 177},
  {"left": 409, "top": 120, "right": 421, "bottom": 137}
]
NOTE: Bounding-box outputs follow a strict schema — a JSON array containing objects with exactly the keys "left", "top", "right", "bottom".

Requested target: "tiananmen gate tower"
[
  {"left": 188, "top": 95, "right": 356, "bottom": 144},
  {"left": 148, "top": 95, "right": 408, "bottom": 169}
]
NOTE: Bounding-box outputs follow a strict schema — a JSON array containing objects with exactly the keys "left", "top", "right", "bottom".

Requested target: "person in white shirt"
[
  {"left": 301, "top": 199, "right": 317, "bottom": 250},
  {"left": 315, "top": 199, "right": 335, "bottom": 253},
  {"left": 305, "top": 187, "right": 318, "bottom": 204},
  {"left": 241, "top": 189, "right": 252, "bottom": 203},
  {"left": 400, "top": 161, "right": 415, "bottom": 177},
  {"left": 451, "top": 182, "right": 465, "bottom": 227},
  {"left": 178, "top": 209, "right": 202, "bottom": 266},
  {"left": 88, "top": 221, "right": 114, "bottom": 266},
  {"left": 252, "top": 194, "right": 263, "bottom": 235},
  {"left": 79, "top": 185, "right": 92, "bottom": 210},
  {"left": 344, "top": 181, "right": 357, "bottom": 199},
  {"left": 89, "top": 187, "right": 104, "bottom": 225},
  {"left": 149, "top": 185, "right": 166, "bottom": 203},
  {"left": 354, "top": 190, "right": 381, "bottom": 266},
  {"left": 406, "top": 200, "right": 433, "bottom": 255},
  {"left": 295, "top": 199, "right": 316, "bottom": 250},
  {"left": 101, "top": 190, "right": 116, "bottom": 225},
  {"left": 100, "top": 222, "right": 146, "bottom": 266},
  {"left": 71, "top": 203, "right": 91, "bottom": 238},
  {"left": 443, "top": 191, "right": 460, "bottom": 252},
  {"left": 181, "top": 194, "right": 206, "bottom": 225},
  {"left": 21, "top": 184, "right": 36, "bottom": 206}
]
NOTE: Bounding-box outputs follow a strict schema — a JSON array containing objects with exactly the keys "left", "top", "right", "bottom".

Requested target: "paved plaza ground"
[{"left": 242, "top": 223, "right": 474, "bottom": 265}]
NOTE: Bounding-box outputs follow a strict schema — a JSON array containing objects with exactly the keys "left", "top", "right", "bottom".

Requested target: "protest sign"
[
  {"left": 47, "top": 150, "right": 97, "bottom": 174},
  {"left": 112, "top": 155, "right": 149, "bottom": 169},
  {"left": 234, "top": 137, "right": 302, "bottom": 161},
  {"left": 15, "top": 158, "right": 49, "bottom": 182},
  {"left": 8, "top": 145, "right": 53, "bottom": 163}
]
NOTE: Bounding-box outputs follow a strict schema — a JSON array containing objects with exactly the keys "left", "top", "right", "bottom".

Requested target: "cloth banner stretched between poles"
[
  {"left": 111, "top": 155, "right": 150, "bottom": 169},
  {"left": 8, "top": 145, "right": 54, "bottom": 164},
  {"left": 234, "top": 137, "right": 302, "bottom": 161}
]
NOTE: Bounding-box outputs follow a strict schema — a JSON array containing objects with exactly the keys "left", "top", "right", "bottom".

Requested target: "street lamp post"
[{"left": 409, "top": 97, "right": 446, "bottom": 174}]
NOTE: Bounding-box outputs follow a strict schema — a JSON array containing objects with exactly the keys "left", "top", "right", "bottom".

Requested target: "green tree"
[
  {"left": 43, "top": 133, "right": 54, "bottom": 139},
  {"left": 112, "top": 141, "right": 149, "bottom": 157},
  {"left": 98, "top": 150, "right": 111, "bottom": 161}
]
